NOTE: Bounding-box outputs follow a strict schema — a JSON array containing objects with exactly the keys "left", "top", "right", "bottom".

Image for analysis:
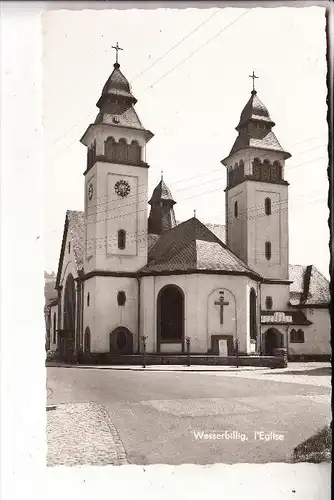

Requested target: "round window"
[{"left": 116, "top": 330, "right": 127, "bottom": 350}]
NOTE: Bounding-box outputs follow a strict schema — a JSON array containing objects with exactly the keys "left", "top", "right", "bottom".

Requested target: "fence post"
[
  {"left": 186, "top": 337, "right": 191, "bottom": 367},
  {"left": 141, "top": 335, "right": 147, "bottom": 368},
  {"left": 235, "top": 338, "right": 239, "bottom": 368}
]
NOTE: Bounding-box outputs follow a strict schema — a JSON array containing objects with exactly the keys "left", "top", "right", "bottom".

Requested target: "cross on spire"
[
  {"left": 112, "top": 42, "right": 123, "bottom": 65},
  {"left": 249, "top": 70, "right": 258, "bottom": 92}
]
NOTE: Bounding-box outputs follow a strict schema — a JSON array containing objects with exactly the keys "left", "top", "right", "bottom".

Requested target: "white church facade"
[{"left": 47, "top": 53, "right": 330, "bottom": 364}]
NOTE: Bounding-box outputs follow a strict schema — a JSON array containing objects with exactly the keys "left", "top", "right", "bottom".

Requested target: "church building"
[{"left": 48, "top": 49, "right": 330, "bottom": 363}]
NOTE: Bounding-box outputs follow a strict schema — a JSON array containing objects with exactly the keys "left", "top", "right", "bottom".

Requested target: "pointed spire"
[
  {"left": 148, "top": 177, "right": 177, "bottom": 235},
  {"left": 161, "top": 170, "right": 164, "bottom": 181},
  {"left": 148, "top": 179, "right": 176, "bottom": 205},
  {"left": 193, "top": 209, "right": 196, "bottom": 218}
]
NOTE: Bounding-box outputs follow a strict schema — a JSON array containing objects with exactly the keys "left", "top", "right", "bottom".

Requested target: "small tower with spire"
[
  {"left": 221, "top": 74, "right": 291, "bottom": 286},
  {"left": 80, "top": 44, "right": 154, "bottom": 274},
  {"left": 148, "top": 176, "right": 176, "bottom": 236}
]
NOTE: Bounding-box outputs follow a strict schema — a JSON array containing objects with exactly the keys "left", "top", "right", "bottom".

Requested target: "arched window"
[
  {"left": 52, "top": 312, "right": 57, "bottom": 343},
  {"left": 87, "top": 292, "right": 90, "bottom": 307},
  {"left": 262, "top": 159, "right": 271, "bottom": 181},
  {"left": 265, "top": 197, "right": 271, "bottom": 216},
  {"left": 128, "top": 140, "right": 141, "bottom": 164},
  {"left": 117, "top": 138, "right": 128, "bottom": 163},
  {"left": 265, "top": 296, "right": 273, "bottom": 310},
  {"left": 118, "top": 229, "right": 126, "bottom": 250},
  {"left": 234, "top": 201, "right": 238, "bottom": 218},
  {"left": 273, "top": 160, "right": 282, "bottom": 181},
  {"left": 117, "top": 291, "right": 126, "bottom": 306},
  {"left": 84, "top": 327, "right": 91, "bottom": 353},
  {"left": 252, "top": 158, "right": 261, "bottom": 180},
  {"left": 265, "top": 241, "right": 272, "bottom": 260},
  {"left": 105, "top": 136, "right": 116, "bottom": 161},
  {"left": 290, "top": 328, "right": 304, "bottom": 343}
]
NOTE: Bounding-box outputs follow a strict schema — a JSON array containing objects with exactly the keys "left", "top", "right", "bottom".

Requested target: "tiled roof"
[
  {"left": 229, "top": 130, "right": 287, "bottom": 157},
  {"left": 94, "top": 106, "right": 145, "bottom": 131},
  {"left": 237, "top": 91, "right": 274, "bottom": 129},
  {"left": 99, "top": 64, "right": 136, "bottom": 103},
  {"left": 141, "top": 217, "right": 261, "bottom": 278},
  {"left": 149, "top": 180, "right": 176, "bottom": 204},
  {"left": 148, "top": 233, "right": 160, "bottom": 251},
  {"left": 289, "top": 264, "right": 330, "bottom": 306},
  {"left": 176, "top": 221, "right": 226, "bottom": 243},
  {"left": 261, "top": 310, "right": 312, "bottom": 325},
  {"left": 226, "top": 91, "right": 290, "bottom": 160}
]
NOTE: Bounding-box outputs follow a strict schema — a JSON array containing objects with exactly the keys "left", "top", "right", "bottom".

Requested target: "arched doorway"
[
  {"left": 157, "top": 285, "right": 185, "bottom": 352},
  {"left": 264, "top": 328, "right": 284, "bottom": 355},
  {"left": 61, "top": 273, "right": 76, "bottom": 362},
  {"left": 109, "top": 326, "right": 133, "bottom": 354}
]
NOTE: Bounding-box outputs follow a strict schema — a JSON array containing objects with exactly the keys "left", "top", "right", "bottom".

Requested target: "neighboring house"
[
  {"left": 44, "top": 271, "right": 58, "bottom": 352},
  {"left": 51, "top": 56, "right": 330, "bottom": 363}
]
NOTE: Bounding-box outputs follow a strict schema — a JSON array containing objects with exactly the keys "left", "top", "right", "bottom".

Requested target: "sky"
[{"left": 43, "top": 5, "right": 329, "bottom": 277}]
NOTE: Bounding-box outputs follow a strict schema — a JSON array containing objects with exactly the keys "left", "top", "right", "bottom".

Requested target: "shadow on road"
[{"left": 270, "top": 367, "right": 331, "bottom": 377}]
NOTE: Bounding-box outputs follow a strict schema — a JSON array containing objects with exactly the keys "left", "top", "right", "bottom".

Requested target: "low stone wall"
[
  {"left": 288, "top": 354, "right": 331, "bottom": 362},
  {"left": 78, "top": 353, "right": 287, "bottom": 369}
]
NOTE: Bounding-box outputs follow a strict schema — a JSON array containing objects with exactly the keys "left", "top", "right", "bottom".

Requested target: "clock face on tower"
[
  {"left": 115, "top": 179, "right": 131, "bottom": 198},
  {"left": 88, "top": 183, "right": 93, "bottom": 201}
]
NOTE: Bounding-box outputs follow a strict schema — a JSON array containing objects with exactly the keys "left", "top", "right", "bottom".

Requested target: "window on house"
[
  {"left": 117, "top": 291, "right": 126, "bottom": 306},
  {"left": 118, "top": 229, "right": 126, "bottom": 250},
  {"left": 265, "top": 296, "right": 273, "bottom": 310},
  {"left": 68, "top": 242, "right": 71, "bottom": 254},
  {"left": 234, "top": 201, "right": 238, "bottom": 218},
  {"left": 290, "top": 329, "right": 305, "bottom": 343},
  {"left": 87, "top": 293, "right": 90, "bottom": 307},
  {"left": 52, "top": 312, "right": 57, "bottom": 343},
  {"left": 265, "top": 197, "right": 271, "bottom": 216},
  {"left": 265, "top": 241, "right": 272, "bottom": 260}
]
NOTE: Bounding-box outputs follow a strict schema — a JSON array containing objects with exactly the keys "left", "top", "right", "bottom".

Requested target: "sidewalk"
[
  {"left": 47, "top": 401, "right": 128, "bottom": 466},
  {"left": 46, "top": 362, "right": 268, "bottom": 372}
]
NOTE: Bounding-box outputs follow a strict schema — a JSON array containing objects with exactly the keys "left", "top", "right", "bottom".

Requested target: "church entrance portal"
[
  {"left": 59, "top": 273, "right": 76, "bottom": 362},
  {"left": 264, "top": 328, "right": 284, "bottom": 355},
  {"left": 157, "top": 285, "right": 184, "bottom": 352}
]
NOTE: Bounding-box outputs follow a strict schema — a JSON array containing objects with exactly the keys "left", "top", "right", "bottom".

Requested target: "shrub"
[{"left": 291, "top": 424, "right": 332, "bottom": 463}]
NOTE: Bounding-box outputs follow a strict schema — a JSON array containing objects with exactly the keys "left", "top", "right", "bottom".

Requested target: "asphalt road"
[{"left": 47, "top": 366, "right": 331, "bottom": 465}]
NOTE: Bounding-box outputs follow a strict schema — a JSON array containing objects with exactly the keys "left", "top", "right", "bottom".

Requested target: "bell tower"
[
  {"left": 80, "top": 44, "right": 154, "bottom": 274},
  {"left": 221, "top": 75, "right": 291, "bottom": 308}
]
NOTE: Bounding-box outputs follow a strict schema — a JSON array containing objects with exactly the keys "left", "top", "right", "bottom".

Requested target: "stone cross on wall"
[{"left": 214, "top": 292, "right": 230, "bottom": 325}]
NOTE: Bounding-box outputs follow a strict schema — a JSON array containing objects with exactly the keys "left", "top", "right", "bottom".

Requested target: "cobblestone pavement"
[{"left": 47, "top": 402, "right": 128, "bottom": 466}]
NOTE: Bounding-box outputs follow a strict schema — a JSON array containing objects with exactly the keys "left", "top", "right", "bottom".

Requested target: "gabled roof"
[
  {"left": 55, "top": 210, "right": 85, "bottom": 289},
  {"left": 141, "top": 217, "right": 261, "bottom": 279},
  {"left": 289, "top": 264, "right": 330, "bottom": 306}
]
